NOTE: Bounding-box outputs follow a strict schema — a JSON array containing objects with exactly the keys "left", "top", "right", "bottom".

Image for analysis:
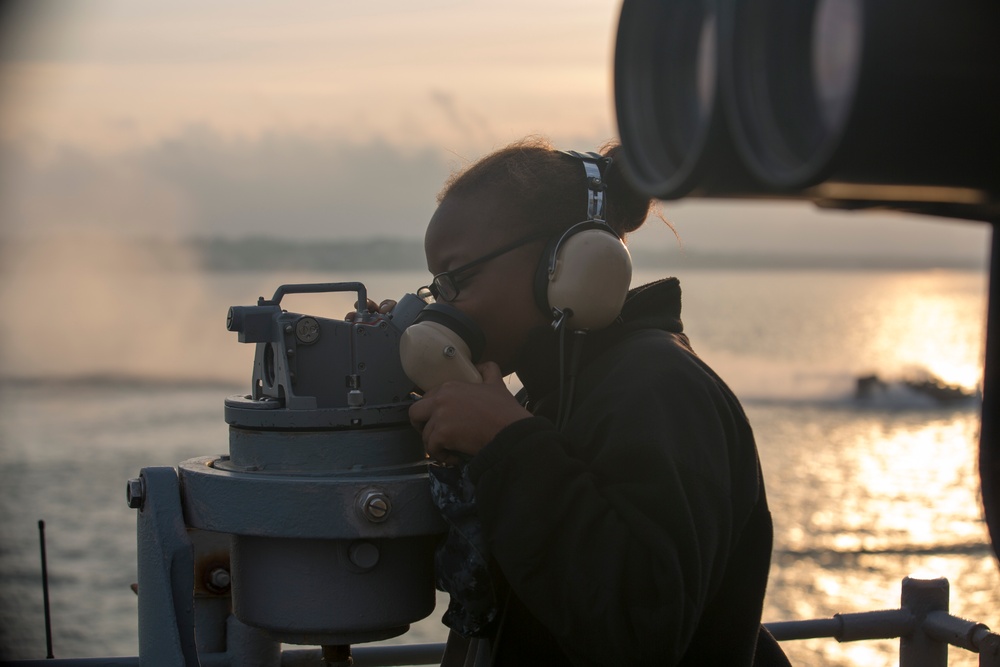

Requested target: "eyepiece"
[
  {"left": 226, "top": 304, "right": 282, "bottom": 343},
  {"left": 226, "top": 306, "right": 242, "bottom": 332}
]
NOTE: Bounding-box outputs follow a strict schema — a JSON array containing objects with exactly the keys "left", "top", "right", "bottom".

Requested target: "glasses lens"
[{"left": 433, "top": 274, "right": 459, "bottom": 302}]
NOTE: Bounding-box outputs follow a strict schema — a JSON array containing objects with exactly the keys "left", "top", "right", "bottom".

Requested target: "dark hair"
[{"left": 438, "top": 137, "right": 657, "bottom": 242}]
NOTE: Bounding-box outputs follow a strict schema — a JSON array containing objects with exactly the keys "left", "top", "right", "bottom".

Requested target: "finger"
[
  {"left": 408, "top": 397, "right": 432, "bottom": 431},
  {"left": 415, "top": 404, "right": 457, "bottom": 464},
  {"left": 428, "top": 449, "right": 462, "bottom": 466},
  {"left": 352, "top": 299, "right": 379, "bottom": 312},
  {"left": 348, "top": 298, "right": 390, "bottom": 321},
  {"left": 477, "top": 361, "right": 504, "bottom": 384},
  {"left": 421, "top": 419, "right": 450, "bottom": 463},
  {"left": 426, "top": 437, "right": 464, "bottom": 466}
]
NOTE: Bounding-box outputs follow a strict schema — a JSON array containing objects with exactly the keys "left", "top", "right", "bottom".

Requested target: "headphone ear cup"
[
  {"left": 549, "top": 229, "right": 632, "bottom": 330},
  {"left": 541, "top": 226, "right": 633, "bottom": 330}
]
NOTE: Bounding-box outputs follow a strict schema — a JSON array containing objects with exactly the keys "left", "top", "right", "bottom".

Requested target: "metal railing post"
[{"left": 900, "top": 576, "right": 950, "bottom": 667}]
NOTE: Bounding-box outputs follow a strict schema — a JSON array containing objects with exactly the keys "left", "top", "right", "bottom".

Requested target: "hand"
[
  {"left": 409, "top": 362, "right": 532, "bottom": 465},
  {"left": 345, "top": 298, "right": 396, "bottom": 321}
]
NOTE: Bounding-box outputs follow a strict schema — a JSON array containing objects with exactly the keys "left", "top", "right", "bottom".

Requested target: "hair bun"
[{"left": 601, "top": 143, "right": 654, "bottom": 238}]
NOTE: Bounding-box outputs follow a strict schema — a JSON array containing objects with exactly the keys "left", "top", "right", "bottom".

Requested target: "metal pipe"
[
  {"left": 0, "top": 660, "right": 140, "bottom": 667},
  {"left": 899, "top": 576, "right": 950, "bottom": 667},
  {"left": 0, "top": 643, "right": 448, "bottom": 667},
  {"left": 765, "top": 618, "right": 842, "bottom": 641},
  {"left": 37, "top": 520, "right": 54, "bottom": 660},
  {"left": 982, "top": 222, "right": 1000, "bottom": 562},
  {"left": 839, "top": 609, "right": 915, "bottom": 642},
  {"left": 765, "top": 609, "right": 914, "bottom": 642},
  {"left": 923, "top": 611, "right": 997, "bottom": 653}
]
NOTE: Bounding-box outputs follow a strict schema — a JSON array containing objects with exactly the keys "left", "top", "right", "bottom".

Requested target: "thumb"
[{"left": 477, "top": 361, "right": 504, "bottom": 384}]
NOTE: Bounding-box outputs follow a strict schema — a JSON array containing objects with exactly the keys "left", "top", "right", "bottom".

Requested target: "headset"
[
  {"left": 533, "top": 151, "right": 633, "bottom": 332},
  {"left": 401, "top": 151, "right": 633, "bottom": 430}
]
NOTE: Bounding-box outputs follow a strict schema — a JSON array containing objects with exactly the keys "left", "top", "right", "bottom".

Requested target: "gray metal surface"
[
  {"left": 178, "top": 456, "right": 442, "bottom": 539},
  {"left": 135, "top": 467, "right": 200, "bottom": 666},
  {"left": 225, "top": 425, "right": 426, "bottom": 473}
]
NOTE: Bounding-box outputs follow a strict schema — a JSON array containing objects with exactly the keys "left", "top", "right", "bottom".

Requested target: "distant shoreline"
[{"left": 0, "top": 235, "right": 987, "bottom": 272}]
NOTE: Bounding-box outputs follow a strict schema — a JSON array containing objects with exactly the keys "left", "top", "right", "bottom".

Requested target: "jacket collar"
[{"left": 514, "top": 278, "right": 684, "bottom": 407}]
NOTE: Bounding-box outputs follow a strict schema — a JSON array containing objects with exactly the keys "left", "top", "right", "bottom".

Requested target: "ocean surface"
[{"left": 1, "top": 267, "right": 998, "bottom": 666}]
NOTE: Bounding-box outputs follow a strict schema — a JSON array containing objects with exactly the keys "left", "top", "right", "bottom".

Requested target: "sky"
[{"left": 0, "top": 0, "right": 991, "bottom": 260}]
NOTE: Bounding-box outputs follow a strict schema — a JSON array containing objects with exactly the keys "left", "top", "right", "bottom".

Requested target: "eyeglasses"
[{"left": 424, "top": 229, "right": 551, "bottom": 302}]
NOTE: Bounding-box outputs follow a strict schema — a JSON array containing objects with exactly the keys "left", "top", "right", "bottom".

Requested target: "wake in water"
[
  {"left": 750, "top": 371, "right": 979, "bottom": 410},
  {"left": 704, "top": 350, "right": 981, "bottom": 410},
  {"left": 852, "top": 371, "right": 980, "bottom": 409}
]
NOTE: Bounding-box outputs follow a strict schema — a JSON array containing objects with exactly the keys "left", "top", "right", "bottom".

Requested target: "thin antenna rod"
[{"left": 38, "top": 520, "right": 54, "bottom": 659}]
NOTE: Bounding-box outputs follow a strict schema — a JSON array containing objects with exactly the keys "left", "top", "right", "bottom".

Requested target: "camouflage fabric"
[{"left": 429, "top": 462, "right": 501, "bottom": 638}]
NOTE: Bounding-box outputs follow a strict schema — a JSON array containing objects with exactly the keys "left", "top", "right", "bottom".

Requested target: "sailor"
[{"left": 398, "top": 138, "right": 778, "bottom": 666}]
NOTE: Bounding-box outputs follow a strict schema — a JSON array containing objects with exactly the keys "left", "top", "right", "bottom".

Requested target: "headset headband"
[
  {"left": 559, "top": 150, "right": 612, "bottom": 222},
  {"left": 543, "top": 151, "right": 619, "bottom": 284}
]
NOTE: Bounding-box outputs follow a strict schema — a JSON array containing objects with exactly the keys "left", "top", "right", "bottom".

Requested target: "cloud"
[
  {"left": 0, "top": 125, "right": 990, "bottom": 268},
  {"left": 139, "top": 127, "right": 457, "bottom": 239},
  {"left": 1, "top": 127, "right": 463, "bottom": 240}
]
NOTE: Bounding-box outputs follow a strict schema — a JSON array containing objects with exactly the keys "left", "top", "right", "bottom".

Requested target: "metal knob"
[{"left": 126, "top": 477, "right": 145, "bottom": 510}]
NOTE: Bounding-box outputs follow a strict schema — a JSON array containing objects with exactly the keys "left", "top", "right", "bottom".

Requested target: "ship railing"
[
  {"left": 765, "top": 576, "right": 1000, "bottom": 667},
  {"left": 1, "top": 576, "right": 997, "bottom": 667}
]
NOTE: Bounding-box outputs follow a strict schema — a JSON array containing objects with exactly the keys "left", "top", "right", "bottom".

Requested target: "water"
[{"left": 1, "top": 267, "right": 997, "bottom": 665}]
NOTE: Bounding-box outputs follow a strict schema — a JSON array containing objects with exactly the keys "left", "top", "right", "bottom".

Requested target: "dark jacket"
[{"left": 466, "top": 278, "right": 773, "bottom": 666}]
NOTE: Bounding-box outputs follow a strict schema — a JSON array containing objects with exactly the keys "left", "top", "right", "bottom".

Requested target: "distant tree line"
[
  {"left": 189, "top": 236, "right": 428, "bottom": 271},
  {"left": 186, "top": 237, "right": 985, "bottom": 272}
]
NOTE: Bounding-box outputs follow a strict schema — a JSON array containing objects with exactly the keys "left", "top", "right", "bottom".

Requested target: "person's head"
[{"left": 423, "top": 137, "right": 655, "bottom": 373}]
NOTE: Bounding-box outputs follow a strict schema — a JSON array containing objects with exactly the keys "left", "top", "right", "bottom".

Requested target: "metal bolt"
[
  {"left": 360, "top": 491, "right": 391, "bottom": 522},
  {"left": 126, "top": 477, "right": 145, "bottom": 510},
  {"left": 443, "top": 346, "right": 457, "bottom": 358},
  {"left": 284, "top": 324, "right": 293, "bottom": 334},
  {"left": 367, "top": 497, "right": 389, "bottom": 519},
  {"left": 206, "top": 567, "right": 231, "bottom": 593}
]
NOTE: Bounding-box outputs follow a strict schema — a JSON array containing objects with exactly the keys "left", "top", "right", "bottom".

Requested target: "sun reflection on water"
[
  {"left": 849, "top": 419, "right": 983, "bottom": 549},
  {"left": 853, "top": 272, "right": 985, "bottom": 391},
  {"left": 682, "top": 269, "right": 995, "bottom": 667},
  {"left": 758, "top": 405, "right": 997, "bottom": 667}
]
